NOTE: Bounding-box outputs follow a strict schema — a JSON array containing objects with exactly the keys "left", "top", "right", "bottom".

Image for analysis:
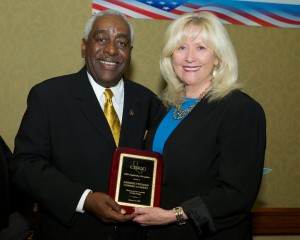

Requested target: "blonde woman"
[{"left": 133, "top": 11, "right": 266, "bottom": 240}]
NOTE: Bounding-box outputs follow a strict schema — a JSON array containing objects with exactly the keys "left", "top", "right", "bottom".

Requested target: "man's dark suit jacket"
[
  {"left": 145, "top": 91, "right": 266, "bottom": 240},
  {"left": 12, "top": 67, "right": 160, "bottom": 240}
]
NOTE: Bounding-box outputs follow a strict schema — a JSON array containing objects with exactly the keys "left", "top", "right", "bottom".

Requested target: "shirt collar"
[{"left": 87, "top": 71, "right": 124, "bottom": 104}]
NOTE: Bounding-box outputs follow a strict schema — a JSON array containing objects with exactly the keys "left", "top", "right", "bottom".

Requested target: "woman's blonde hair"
[{"left": 160, "top": 11, "right": 241, "bottom": 107}]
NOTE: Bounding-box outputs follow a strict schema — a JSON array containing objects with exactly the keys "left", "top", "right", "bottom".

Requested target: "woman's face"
[{"left": 172, "top": 33, "right": 218, "bottom": 92}]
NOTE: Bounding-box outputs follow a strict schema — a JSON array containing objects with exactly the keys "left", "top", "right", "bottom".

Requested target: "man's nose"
[{"left": 104, "top": 41, "right": 118, "bottom": 55}]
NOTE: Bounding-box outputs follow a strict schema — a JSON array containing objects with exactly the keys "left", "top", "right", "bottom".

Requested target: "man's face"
[{"left": 81, "top": 14, "right": 132, "bottom": 87}]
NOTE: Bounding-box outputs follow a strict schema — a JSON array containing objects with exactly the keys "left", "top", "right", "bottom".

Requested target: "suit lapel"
[
  {"left": 72, "top": 68, "right": 116, "bottom": 147},
  {"left": 119, "top": 79, "right": 140, "bottom": 146},
  {"left": 120, "top": 79, "right": 151, "bottom": 146}
]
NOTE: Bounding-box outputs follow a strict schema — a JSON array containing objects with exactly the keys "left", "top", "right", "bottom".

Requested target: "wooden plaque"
[{"left": 108, "top": 147, "right": 163, "bottom": 213}]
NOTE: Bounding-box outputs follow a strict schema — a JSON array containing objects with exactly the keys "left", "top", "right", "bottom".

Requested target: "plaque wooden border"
[{"left": 108, "top": 147, "right": 163, "bottom": 213}]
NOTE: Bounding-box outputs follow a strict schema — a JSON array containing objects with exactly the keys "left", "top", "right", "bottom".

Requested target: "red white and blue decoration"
[{"left": 92, "top": 0, "right": 300, "bottom": 28}]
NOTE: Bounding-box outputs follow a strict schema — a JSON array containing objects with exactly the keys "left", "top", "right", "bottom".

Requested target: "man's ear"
[{"left": 81, "top": 38, "right": 86, "bottom": 58}]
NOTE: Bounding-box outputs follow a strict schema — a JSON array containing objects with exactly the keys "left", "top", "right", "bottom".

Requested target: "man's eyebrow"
[
  {"left": 93, "top": 29, "right": 109, "bottom": 37},
  {"left": 117, "top": 33, "right": 130, "bottom": 40},
  {"left": 93, "top": 29, "right": 130, "bottom": 40}
]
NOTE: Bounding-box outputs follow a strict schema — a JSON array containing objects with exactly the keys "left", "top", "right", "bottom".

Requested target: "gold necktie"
[{"left": 103, "top": 89, "right": 121, "bottom": 146}]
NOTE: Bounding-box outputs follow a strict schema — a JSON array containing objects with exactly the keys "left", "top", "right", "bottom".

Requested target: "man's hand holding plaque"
[{"left": 108, "top": 147, "right": 163, "bottom": 213}]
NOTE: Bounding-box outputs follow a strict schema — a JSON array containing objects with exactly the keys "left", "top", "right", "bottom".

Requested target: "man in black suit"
[{"left": 11, "top": 10, "right": 160, "bottom": 240}]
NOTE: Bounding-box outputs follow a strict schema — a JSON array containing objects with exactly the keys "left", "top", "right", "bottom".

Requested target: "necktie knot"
[
  {"left": 104, "top": 88, "right": 113, "bottom": 99},
  {"left": 104, "top": 89, "right": 114, "bottom": 105}
]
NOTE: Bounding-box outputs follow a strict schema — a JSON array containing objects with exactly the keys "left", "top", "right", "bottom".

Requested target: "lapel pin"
[{"left": 129, "top": 109, "right": 134, "bottom": 116}]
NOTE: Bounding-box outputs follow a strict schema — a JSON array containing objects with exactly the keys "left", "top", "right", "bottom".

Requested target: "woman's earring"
[{"left": 212, "top": 66, "right": 217, "bottom": 78}]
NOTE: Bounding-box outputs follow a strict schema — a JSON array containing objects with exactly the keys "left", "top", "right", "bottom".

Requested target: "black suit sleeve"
[{"left": 11, "top": 87, "right": 85, "bottom": 226}]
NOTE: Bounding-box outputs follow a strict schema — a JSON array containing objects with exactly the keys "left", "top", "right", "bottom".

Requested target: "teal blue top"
[{"left": 152, "top": 98, "right": 198, "bottom": 154}]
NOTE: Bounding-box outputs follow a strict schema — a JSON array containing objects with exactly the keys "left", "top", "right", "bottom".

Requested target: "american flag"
[{"left": 92, "top": 0, "right": 300, "bottom": 28}]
